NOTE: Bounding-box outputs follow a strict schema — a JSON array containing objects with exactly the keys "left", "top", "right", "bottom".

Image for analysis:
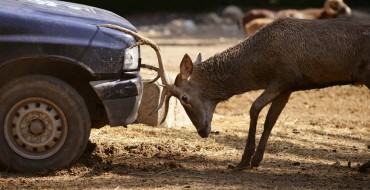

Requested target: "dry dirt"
[{"left": 1, "top": 21, "right": 370, "bottom": 190}]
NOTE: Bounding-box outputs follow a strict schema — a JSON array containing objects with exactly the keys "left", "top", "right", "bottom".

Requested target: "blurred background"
[
  {"left": 65, "top": 0, "right": 370, "bottom": 70},
  {"left": 69, "top": 0, "right": 370, "bottom": 15},
  {"left": 66, "top": 0, "right": 370, "bottom": 39}
]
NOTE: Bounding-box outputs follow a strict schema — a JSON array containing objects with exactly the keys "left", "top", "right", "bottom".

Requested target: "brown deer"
[
  {"left": 244, "top": 18, "right": 275, "bottom": 37},
  {"left": 242, "top": 0, "right": 352, "bottom": 37},
  {"left": 101, "top": 17, "right": 370, "bottom": 171},
  {"left": 277, "top": 0, "right": 351, "bottom": 19},
  {"left": 159, "top": 18, "right": 370, "bottom": 170},
  {"left": 240, "top": 9, "right": 276, "bottom": 33}
]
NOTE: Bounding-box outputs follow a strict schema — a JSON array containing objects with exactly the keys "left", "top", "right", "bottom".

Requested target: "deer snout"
[
  {"left": 197, "top": 129, "right": 209, "bottom": 138},
  {"left": 198, "top": 129, "right": 211, "bottom": 138},
  {"left": 197, "top": 121, "right": 211, "bottom": 138}
]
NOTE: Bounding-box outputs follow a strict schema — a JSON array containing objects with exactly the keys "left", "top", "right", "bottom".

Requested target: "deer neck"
[{"left": 191, "top": 41, "right": 255, "bottom": 102}]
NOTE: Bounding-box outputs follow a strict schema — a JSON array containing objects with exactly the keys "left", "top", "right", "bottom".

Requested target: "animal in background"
[
  {"left": 240, "top": 9, "right": 276, "bottom": 32},
  {"left": 244, "top": 18, "right": 275, "bottom": 37},
  {"left": 277, "top": 0, "right": 351, "bottom": 19},
  {"left": 241, "top": 0, "right": 352, "bottom": 36}
]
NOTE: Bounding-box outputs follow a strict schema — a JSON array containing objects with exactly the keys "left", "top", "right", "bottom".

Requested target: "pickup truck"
[{"left": 0, "top": 0, "right": 142, "bottom": 172}]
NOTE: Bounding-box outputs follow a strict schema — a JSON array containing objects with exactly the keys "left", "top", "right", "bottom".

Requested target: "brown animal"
[
  {"left": 244, "top": 18, "right": 274, "bottom": 37},
  {"left": 240, "top": 9, "right": 276, "bottom": 35},
  {"left": 242, "top": 0, "right": 352, "bottom": 36},
  {"left": 277, "top": 0, "right": 351, "bottom": 19},
  {"left": 155, "top": 18, "right": 370, "bottom": 170}
]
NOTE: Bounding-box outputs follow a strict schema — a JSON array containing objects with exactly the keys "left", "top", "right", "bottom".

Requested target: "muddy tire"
[{"left": 0, "top": 75, "right": 91, "bottom": 172}]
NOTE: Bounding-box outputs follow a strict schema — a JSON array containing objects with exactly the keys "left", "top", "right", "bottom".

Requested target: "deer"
[
  {"left": 100, "top": 17, "right": 370, "bottom": 171},
  {"left": 244, "top": 18, "right": 275, "bottom": 37},
  {"left": 240, "top": 9, "right": 276, "bottom": 34},
  {"left": 241, "top": 0, "right": 352, "bottom": 37},
  {"left": 162, "top": 17, "right": 370, "bottom": 170},
  {"left": 276, "top": 0, "right": 351, "bottom": 19}
]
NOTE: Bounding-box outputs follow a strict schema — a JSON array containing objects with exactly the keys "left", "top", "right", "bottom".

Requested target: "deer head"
[
  {"left": 151, "top": 53, "right": 217, "bottom": 138},
  {"left": 171, "top": 54, "right": 218, "bottom": 137},
  {"left": 148, "top": 53, "right": 217, "bottom": 138},
  {"left": 324, "top": 0, "right": 351, "bottom": 16}
]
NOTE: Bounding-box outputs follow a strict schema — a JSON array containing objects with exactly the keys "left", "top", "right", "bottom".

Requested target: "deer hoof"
[
  {"left": 251, "top": 158, "right": 262, "bottom": 167},
  {"left": 251, "top": 162, "right": 260, "bottom": 168},
  {"left": 228, "top": 162, "right": 251, "bottom": 171}
]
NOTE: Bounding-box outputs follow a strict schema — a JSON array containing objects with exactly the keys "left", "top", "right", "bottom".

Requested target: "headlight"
[{"left": 123, "top": 46, "right": 139, "bottom": 70}]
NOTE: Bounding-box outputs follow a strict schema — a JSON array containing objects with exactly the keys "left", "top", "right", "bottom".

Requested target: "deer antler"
[{"left": 98, "top": 24, "right": 173, "bottom": 124}]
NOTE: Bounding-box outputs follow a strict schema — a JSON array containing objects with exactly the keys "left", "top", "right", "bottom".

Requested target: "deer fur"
[{"left": 171, "top": 17, "right": 370, "bottom": 170}]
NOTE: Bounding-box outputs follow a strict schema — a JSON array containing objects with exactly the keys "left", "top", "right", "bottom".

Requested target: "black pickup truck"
[{"left": 0, "top": 0, "right": 142, "bottom": 172}]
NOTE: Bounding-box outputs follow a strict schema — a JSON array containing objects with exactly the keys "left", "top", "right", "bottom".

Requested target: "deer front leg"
[
  {"left": 251, "top": 92, "right": 291, "bottom": 167},
  {"left": 235, "top": 111, "right": 258, "bottom": 170},
  {"left": 234, "top": 88, "right": 282, "bottom": 170}
]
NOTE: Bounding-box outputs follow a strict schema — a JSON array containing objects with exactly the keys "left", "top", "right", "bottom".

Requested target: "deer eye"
[{"left": 181, "top": 95, "right": 190, "bottom": 104}]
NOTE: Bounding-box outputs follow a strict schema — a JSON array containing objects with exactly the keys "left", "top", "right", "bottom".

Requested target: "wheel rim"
[{"left": 4, "top": 98, "right": 68, "bottom": 159}]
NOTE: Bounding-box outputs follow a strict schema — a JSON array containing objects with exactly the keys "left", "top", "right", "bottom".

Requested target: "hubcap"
[
  {"left": 29, "top": 119, "right": 45, "bottom": 136},
  {"left": 4, "top": 98, "right": 68, "bottom": 159}
]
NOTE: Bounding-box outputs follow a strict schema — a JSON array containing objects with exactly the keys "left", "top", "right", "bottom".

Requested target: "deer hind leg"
[
  {"left": 251, "top": 91, "right": 291, "bottom": 167},
  {"left": 235, "top": 87, "right": 283, "bottom": 170}
]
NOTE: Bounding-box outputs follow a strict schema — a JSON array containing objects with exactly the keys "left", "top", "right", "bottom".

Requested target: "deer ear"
[
  {"left": 194, "top": 53, "right": 202, "bottom": 65},
  {"left": 180, "top": 54, "right": 193, "bottom": 80}
]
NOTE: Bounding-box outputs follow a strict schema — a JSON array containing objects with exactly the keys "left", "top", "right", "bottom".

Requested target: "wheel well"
[{"left": 0, "top": 57, "right": 108, "bottom": 128}]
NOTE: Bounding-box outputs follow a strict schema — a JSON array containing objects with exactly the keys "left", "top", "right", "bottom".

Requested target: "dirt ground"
[{"left": 1, "top": 15, "right": 370, "bottom": 190}]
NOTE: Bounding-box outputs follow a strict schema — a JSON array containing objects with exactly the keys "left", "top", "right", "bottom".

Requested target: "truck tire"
[{"left": 0, "top": 75, "right": 91, "bottom": 172}]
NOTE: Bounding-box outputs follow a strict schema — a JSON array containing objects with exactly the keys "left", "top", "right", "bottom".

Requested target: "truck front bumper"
[{"left": 90, "top": 76, "right": 142, "bottom": 126}]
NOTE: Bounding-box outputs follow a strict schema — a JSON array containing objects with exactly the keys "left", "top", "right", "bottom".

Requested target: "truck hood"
[{"left": 1, "top": 0, "right": 136, "bottom": 31}]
